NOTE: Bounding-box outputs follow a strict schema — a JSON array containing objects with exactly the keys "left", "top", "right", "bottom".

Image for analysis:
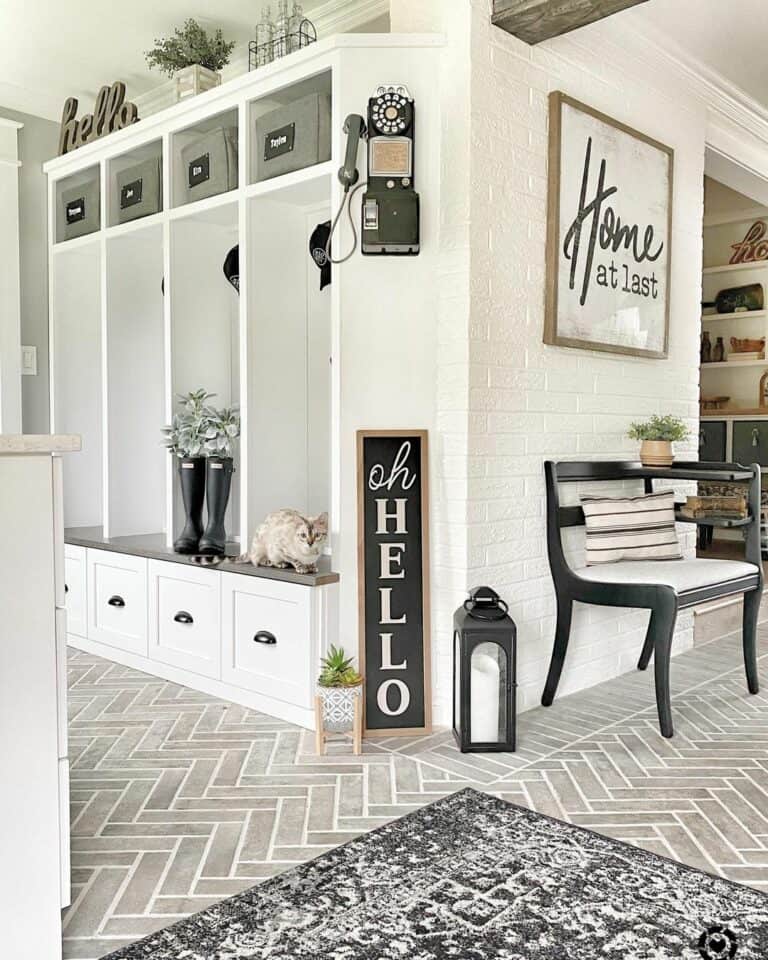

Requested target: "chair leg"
[
  {"left": 648, "top": 598, "right": 677, "bottom": 739},
  {"left": 542, "top": 596, "right": 573, "bottom": 707},
  {"left": 743, "top": 589, "right": 761, "bottom": 695},
  {"left": 637, "top": 619, "right": 654, "bottom": 671}
]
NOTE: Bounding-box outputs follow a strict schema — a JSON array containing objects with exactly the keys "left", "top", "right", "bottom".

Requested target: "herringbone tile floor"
[{"left": 63, "top": 625, "right": 768, "bottom": 959}]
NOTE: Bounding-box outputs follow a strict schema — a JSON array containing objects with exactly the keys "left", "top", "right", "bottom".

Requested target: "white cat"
[{"left": 237, "top": 509, "right": 328, "bottom": 574}]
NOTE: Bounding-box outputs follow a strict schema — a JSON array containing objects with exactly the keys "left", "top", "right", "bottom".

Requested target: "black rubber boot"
[
  {"left": 174, "top": 457, "right": 206, "bottom": 554},
  {"left": 198, "top": 457, "right": 234, "bottom": 556}
]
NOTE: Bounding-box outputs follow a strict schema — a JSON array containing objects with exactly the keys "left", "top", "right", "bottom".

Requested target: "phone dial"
[{"left": 326, "top": 82, "right": 420, "bottom": 263}]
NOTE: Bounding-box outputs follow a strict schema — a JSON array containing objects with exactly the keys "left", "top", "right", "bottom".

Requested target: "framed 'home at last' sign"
[
  {"left": 357, "top": 430, "right": 431, "bottom": 737},
  {"left": 544, "top": 91, "right": 674, "bottom": 359}
]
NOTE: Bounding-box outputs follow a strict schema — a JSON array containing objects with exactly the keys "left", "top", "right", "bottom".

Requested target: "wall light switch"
[{"left": 21, "top": 345, "right": 37, "bottom": 376}]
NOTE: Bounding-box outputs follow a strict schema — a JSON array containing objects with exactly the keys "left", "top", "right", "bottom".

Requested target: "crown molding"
[
  {"left": 222, "top": 0, "right": 389, "bottom": 82},
  {"left": 624, "top": 19, "right": 768, "bottom": 148}
]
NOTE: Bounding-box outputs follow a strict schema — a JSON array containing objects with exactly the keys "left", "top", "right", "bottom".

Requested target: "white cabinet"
[
  {"left": 87, "top": 550, "right": 148, "bottom": 655},
  {"left": 221, "top": 573, "right": 315, "bottom": 709},
  {"left": 64, "top": 544, "right": 87, "bottom": 638},
  {"left": 69, "top": 544, "right": 337, "bottom": 729},
  {"left": 0, "top": 438, "right": 79, "bottom": 957},
  {"left": 149, "top": 560, "right": 221, "bottom": 679}
]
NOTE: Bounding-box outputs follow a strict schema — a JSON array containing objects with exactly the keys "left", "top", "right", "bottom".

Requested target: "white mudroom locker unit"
[{"left": 45, "top": 34, "right": 442, "bottom": 734}]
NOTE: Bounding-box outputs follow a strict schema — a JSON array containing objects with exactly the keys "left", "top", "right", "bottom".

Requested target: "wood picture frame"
[
  {"left": 544, "top": 91, "right": 674, "bottom": 359},
  {"left": 357, "top": 429, "right": 431, "bottom": 738}
]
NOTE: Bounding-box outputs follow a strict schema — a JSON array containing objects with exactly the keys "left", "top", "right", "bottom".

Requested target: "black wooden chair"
[{"left": 543, "top": 460, "right": 763, "bottom": 737}]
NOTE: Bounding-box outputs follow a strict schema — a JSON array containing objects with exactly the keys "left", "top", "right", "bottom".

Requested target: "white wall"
[
  {"left": 0, "top": 107, "right": 59, "bottom": 434},
  {"left": 392, "top": 0, "right": 768, "bottom": 726}
]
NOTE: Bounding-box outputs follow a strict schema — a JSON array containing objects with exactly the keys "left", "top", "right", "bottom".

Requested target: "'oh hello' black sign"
[{"left": 357, "top": 431, "right": 431, "bottom": 736}]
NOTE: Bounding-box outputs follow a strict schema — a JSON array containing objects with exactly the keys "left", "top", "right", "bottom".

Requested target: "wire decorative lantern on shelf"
[{"left": 248, "top": 17, "right": 317, "bottom": 71}]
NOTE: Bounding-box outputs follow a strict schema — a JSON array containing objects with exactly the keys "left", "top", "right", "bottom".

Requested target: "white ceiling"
[
  {"left": 0, "top": 0, "right": 385, "bottom": 120},
  {"left": 627, "top": 0, "right": 768, "bottom": 107}
]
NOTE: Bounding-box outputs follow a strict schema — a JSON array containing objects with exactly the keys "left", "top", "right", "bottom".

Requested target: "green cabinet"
[
  {"left": 699, "top": 420, "right": 726, "bottom": 463},
  {"left": 733, "top": 420, "right": 768, "bottom": 468}
]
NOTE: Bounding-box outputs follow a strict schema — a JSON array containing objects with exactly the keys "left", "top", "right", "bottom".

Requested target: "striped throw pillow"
[{"left": 580, "top": 490, "right": 682, "bottom": 566}]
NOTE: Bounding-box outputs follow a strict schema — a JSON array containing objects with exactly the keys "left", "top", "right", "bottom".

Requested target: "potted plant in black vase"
[
  {"left": 162, "top": 391, "right": 240, "bottom": 555},
  {"left": 162, "top": 389, "right": 212, "bottom": 554},
  {"left": 199, "top": 403, "right": 240, "bottom": 556}
]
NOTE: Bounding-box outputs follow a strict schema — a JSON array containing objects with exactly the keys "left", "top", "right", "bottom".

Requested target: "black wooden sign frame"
[{"left": 357, "top": 430, "right": 431, "bottom": 737}]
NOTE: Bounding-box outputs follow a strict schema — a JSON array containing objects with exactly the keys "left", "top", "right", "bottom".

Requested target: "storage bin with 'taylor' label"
[{"left": 253, "top": 92, "right": 331, "bottom": 182}]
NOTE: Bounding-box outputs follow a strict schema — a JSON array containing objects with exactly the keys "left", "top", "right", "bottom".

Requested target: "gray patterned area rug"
[{"left": 105, "top": 788, "right": 768, "bottom": 960}]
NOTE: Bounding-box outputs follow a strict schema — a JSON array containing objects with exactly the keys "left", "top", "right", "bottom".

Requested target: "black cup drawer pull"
[
  {"left": 253, "top": 630, "right": 277, "bottom": 646},
  {"left": 107, "top": 595, "right": 125, "bottom": 608},
  {"left": 174, "top": 610, "right": 194, "bottom": 625},
  {"left": 65, "top": 583, "right": 69, "bottom": 594}
]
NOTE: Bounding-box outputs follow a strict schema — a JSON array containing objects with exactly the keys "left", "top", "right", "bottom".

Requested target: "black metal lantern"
[{"left": 453, "top": 586, "right": 517, "bottom": 753}]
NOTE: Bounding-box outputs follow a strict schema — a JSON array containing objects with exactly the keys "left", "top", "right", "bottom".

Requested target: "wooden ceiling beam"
[{"left": 492, "top": 0, "right": 649, "bottom": 45}]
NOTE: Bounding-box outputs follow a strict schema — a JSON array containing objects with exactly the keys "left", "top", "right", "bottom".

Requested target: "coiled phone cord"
[{"left": 325, "top": 181, "right": 367, "bottom": 265}]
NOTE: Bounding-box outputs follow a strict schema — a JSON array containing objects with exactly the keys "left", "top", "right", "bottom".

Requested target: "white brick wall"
[{"left": 390, "top": 0, "right": 765, "bottom": 728}]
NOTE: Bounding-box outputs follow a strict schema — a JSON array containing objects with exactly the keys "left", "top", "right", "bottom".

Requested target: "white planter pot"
[
  {"left": 135, "top": 65, "right": 222, "bottom": 118},
  {"left": 317, "top": 683, "right": 362, "bottom": 732}
]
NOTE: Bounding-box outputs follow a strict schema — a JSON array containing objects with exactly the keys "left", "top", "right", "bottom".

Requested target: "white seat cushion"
[{"left": 574, "top": 558, "right": 758, "bottom": 594}]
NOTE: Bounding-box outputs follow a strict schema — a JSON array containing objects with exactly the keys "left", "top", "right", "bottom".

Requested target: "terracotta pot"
[{"left": 639, "top": 439, "right": 673, "bottom": 467}]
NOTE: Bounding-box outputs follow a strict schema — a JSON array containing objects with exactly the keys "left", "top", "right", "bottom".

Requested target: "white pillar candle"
[{"left": 470, "top": 650, "right": 500, "bottom": 742}]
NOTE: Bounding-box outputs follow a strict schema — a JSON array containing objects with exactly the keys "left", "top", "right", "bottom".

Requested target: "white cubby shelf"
[{"left": 45, "top": 33, "right": 444, "bottom": 673}]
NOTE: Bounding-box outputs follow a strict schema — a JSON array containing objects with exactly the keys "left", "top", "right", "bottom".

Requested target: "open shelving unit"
[{"left": 46, "top": 53, "right": 343, "bottom": 549}]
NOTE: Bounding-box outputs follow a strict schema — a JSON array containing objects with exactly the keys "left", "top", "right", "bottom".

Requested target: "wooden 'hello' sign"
[
  {"left": 58, "top": 81, "right": 139, "bottom": 156},
  {"left": 357, "top": 430, "right": 431, "bottom": 736}
]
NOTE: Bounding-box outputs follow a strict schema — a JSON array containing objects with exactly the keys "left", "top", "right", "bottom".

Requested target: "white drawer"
[
  {"left": 58, "top": 757, "right": 70, "bottom": 909},
  {"left": 55, "top": 607, "right": 68, "bottom": 760},
  {"left": 87, "top": 550, "right": 148, "bottom": 655},
  {"left": 64, "top": 544, "right": 87, "bottom": 638},
  {"left": 149, "top": 561, "right": 220, "bottom": 680},
  {"left": 221, "top": 573, "right": 314, "bottom": 708}
]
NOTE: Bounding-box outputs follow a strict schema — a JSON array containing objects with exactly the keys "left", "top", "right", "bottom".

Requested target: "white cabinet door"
[
  {"left": 64, "top": 544, "right": 87, "bottom": 638},
  {"left": 87, "top": 550, "right": 148, "bottom": 655},
  {"left": 221, "top": 573, "right": 314, "bottom": 708},
  {"left": 149, "top": 561, "right": 221, "bottom": 679},
  {"left": 58, "top": 757, "right": 70, "bottom": 909},
  {"left": 53, "top": 456, "right": 66, "bottom": 608},
  {"left": 55, "top": 607, "right": 68, "bottom": 761}
]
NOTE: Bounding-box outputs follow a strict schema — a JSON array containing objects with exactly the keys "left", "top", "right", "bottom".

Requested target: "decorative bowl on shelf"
[{"left": 730, "top": 336, "right": 766, "bottom": 353}]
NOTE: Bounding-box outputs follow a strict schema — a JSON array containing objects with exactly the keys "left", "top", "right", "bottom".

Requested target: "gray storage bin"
[
  {"left": 181, "top": 126, "right": 238, "bottom": 203},
  {"left": 58, "top": 178, "right": 100, "bottom": 242},
  {"left": 115, "top": 158, "right": 162, "bottom": 224},
  {"left": 254, "top": 93, "right": 331, "bottom": 182}
]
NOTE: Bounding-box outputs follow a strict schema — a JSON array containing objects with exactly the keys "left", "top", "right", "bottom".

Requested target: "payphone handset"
[{"left": 325, "top": 83, "right": 420, "bottom": 263}]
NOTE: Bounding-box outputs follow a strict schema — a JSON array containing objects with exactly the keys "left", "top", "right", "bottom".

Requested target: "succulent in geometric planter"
[
  {"left": 628, "top": 414, "right": 689, "bottom": 468},
  {"left": 317, "top": 645, "right": 363, "bottom": 734}
]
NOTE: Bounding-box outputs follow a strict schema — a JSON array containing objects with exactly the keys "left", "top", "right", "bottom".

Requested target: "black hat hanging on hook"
[
  {"left": 223, "top": 245, "right": 239, "bottom": 294},
  {"left": 309, "top": 221, "right": 331, "bottom": 290}
]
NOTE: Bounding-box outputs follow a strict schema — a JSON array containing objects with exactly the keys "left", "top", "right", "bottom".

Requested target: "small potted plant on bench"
[
  {"left": 315, "top": 645, "right": 363, "bottom": 755},
  {"left": 628, "top": 414, "right": 689, "bottom": 467}
]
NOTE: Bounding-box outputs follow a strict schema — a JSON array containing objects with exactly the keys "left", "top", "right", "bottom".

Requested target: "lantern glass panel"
[
  {"left": 470, "top": 641, "right": 507, "bottom": 743},
  {"left": 453, "top": 630, "right": 462, "bottom": 739}
]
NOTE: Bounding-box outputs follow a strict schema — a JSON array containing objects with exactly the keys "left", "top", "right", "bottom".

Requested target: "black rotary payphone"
[
  {"left": 326, "top": 83, "right": 420, "bottom": 262},
  {"left": 362, "top": 83, "right": 419, "bottom": 255}
]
